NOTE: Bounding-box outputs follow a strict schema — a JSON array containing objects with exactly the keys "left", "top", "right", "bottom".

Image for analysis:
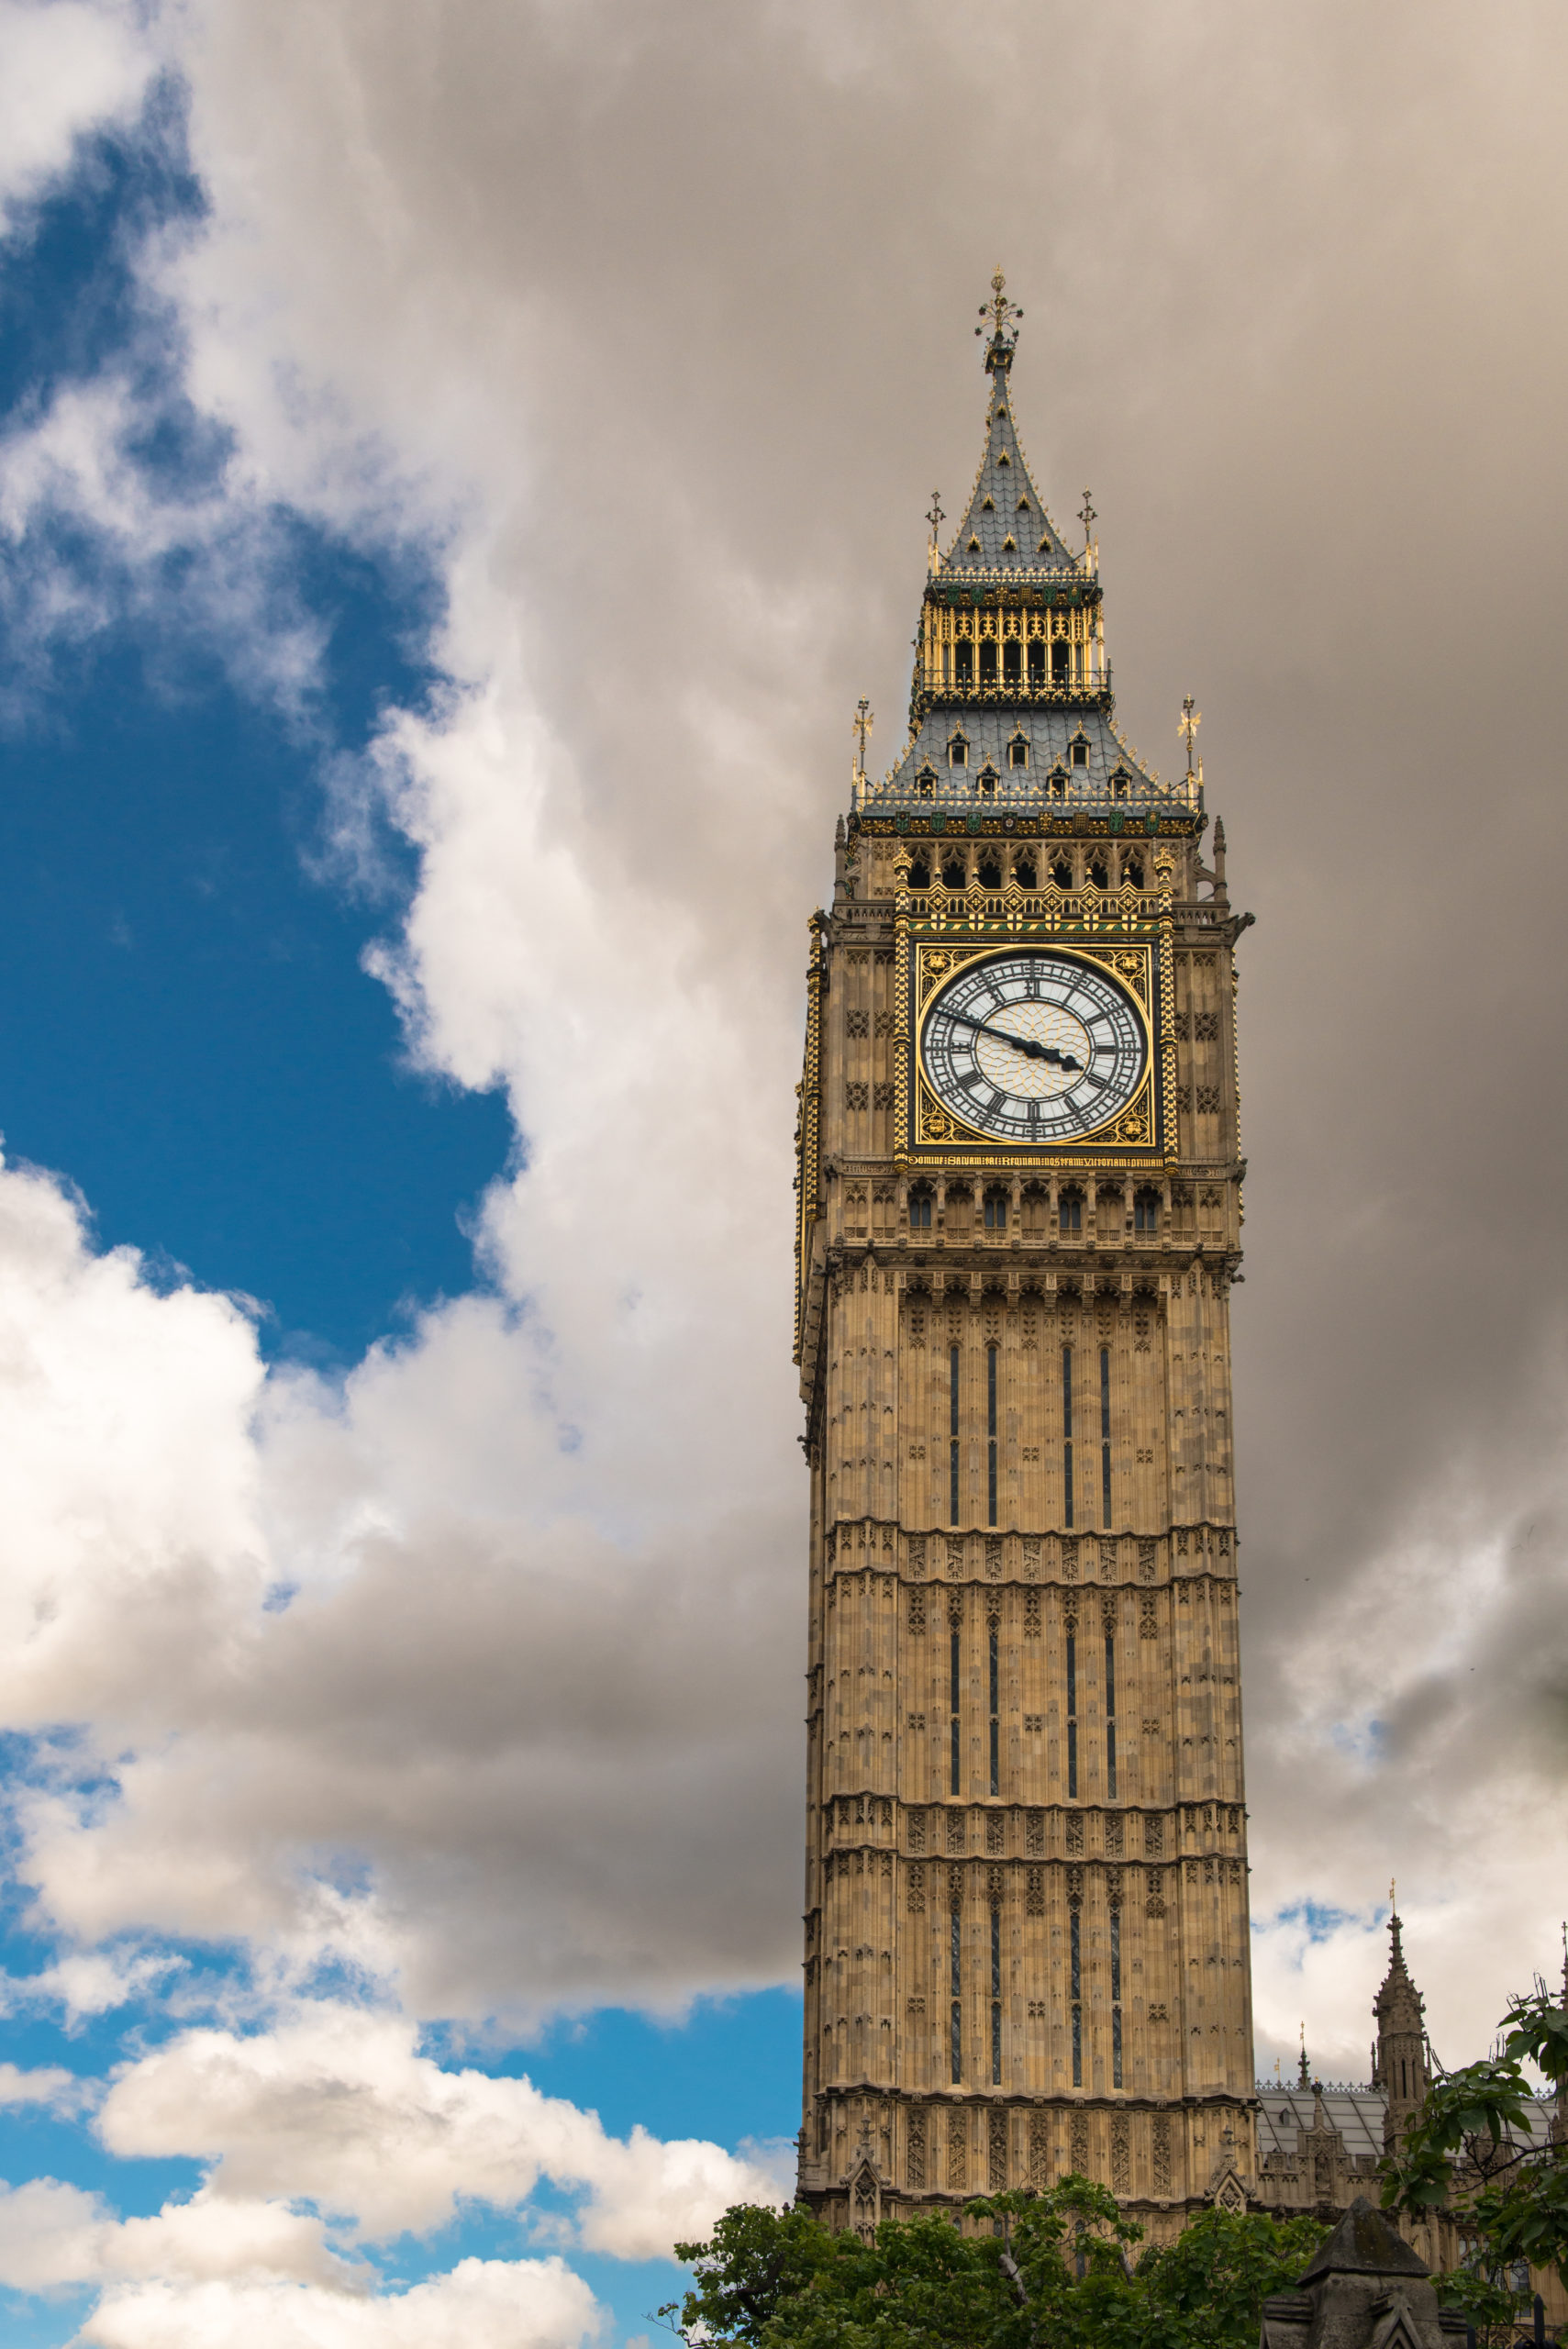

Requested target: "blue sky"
[
  {"left": 0, "top": 56, "right": 804, "bottom": 2347},
  {"left": 1, "top": 4, "right": 1568, "bottom": 2343}
]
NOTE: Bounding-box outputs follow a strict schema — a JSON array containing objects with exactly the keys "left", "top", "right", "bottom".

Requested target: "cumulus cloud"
[
  {"left": 0, "top": 2060, "right": 94, "bottom": 2111},
  {"left": 96, "top": 2002, "right": 784, "bottom": 2256},
  {"left": 80, "top": 2254, "right": 600, "bottom": 2349},
  {"left": 0, "top": 2174, "right": 110, "bottom": 2292},
  {"left": 0, "top": 1, "right": 153, "bottom": 226}
]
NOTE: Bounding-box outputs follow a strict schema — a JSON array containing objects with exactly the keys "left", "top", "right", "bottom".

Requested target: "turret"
[{"left": 1372, "top": 1906, "right": 1430, "bottom": 2153}]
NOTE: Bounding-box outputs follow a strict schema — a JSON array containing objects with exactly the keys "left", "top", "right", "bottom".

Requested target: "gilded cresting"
[{"left": 795, "top": 276, "right": 1259, "bottom": 2240}]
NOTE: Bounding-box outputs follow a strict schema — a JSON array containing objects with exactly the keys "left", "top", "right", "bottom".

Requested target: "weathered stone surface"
[{"left": 1259, "top": 2198, "right": 1466, "bottom": 2349}]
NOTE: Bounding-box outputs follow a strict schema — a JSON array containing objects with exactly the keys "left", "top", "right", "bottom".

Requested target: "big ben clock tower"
[{"left": 795, "top": 275, "right": 1257, "bottom": 2235}]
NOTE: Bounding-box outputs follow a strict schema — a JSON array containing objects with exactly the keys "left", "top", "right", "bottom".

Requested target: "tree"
[
  {"left": 662, "top": 2180, "right": 1328, "bottom": 2349},
  {"left": 1381, "top": 1979, "right": 1568, "bottom": 2338}
]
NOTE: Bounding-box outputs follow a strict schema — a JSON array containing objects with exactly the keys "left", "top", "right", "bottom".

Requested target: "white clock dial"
[{"left": 919, "top": 952, "right": 1146, "bottom": 1142}]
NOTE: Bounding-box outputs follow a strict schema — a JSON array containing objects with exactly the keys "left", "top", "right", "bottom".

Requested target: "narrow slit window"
[
  {"left": 990, "top": 1905, "right": 1002, "bottom": 2084},
  {"left": 986, "top": 1344, "right": 998, "bottom": 1529},
  {"left": 950, "top": 1622, "right": 962, "bottom": 1798},
  {"left": 1111, "top": 1908, "right": 1123, "bottom": 2088},
  {"left": 1062, "top": 1344, "right": 1074, "bottom": 1528},
  {"left": 1100, "top": 1345, "right": 1112, "bottom": 1530},
  {"left": 951, "top": 1907, "right": 962, "bottom": 2084},
  {"left": 988, "top": 1624, "right": 999, "bottom": 1797},
  {"left": 950, "top": 1344, "right": 961, "bottom": 1527},
  {"left": 1106, "top": 1628, "right": 1118, "bottom": 1800},
  {"left": 1066, "top": 1620, "right": 1078, "bottom": 1800},
  {"left": 1071, "top": 1908, "right": 1083, "bottom": 2087}
]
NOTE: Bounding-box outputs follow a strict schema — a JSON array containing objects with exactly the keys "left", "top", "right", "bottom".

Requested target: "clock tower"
[{"left": 795, "top": 276, "right": 1257, "bottom": 2235}]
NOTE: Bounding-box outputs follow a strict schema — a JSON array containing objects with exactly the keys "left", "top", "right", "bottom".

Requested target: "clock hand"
[{"left": 938, "top": 1007, "right": 1082, "bottom": 1071}]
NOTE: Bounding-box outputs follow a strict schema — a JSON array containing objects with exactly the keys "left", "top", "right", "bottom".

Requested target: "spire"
[
  {"left": 1373, "top": 1895, "right": 1430, "bottom": 2154},
  {"left": 860, "top": 275, "right": 1199, "bottom": 823},
  {"left": 940, "top": 272, "right": 1078, "bottom": 577}
]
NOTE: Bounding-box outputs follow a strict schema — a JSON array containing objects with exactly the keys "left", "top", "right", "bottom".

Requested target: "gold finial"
[
  {"left": 975, "top": 268, "right": 1023, "bottom": 369},
  {"left": 1179, "top": 695, "right": 1202, "bottom": 777},
  {"left": 851, "top": 697, "right": 874, "bottom": 786},
  {"left": 926, "top": 490, "right": 944, "bottom": 573},
  {"left": 1390, "top": 1876, "right": 1397, "bottom": 1912},
  {"left": 1079, "top": 487, "right": 1096, "bottom": 551}
]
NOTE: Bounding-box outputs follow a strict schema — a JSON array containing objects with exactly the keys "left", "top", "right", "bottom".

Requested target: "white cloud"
[
  {"left": 0, "top": 2175, "right": 108, "bottom": 2291},
  {"left": 0, "top": 1, "right": 153, "bottom": 226},
  {"left": 97, "top": 2003, "right": 784, "bottom": 2257},
  {"left": 80, "top": 2255, "right": 600, "bottom": 2349},
  {"left": 0, "top": 2060, "right": 94, "bottom": 2112},
  {"left": 22, "top": 1949, "right": 186, "bottom": 2021}
]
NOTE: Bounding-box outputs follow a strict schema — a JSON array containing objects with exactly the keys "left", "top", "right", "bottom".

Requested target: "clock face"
[{"left": 919, "top": 952, "right": 1147, "bottom": 1143}]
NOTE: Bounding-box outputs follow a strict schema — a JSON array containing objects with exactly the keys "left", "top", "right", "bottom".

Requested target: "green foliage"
[
  {"left": 661, "top": 2185, "right": 1328, "bottom": 2349},
  {"left": 1382, "top": 1980, "right": 1568, "bottom": 2293},
  {"left": 1427, "top": 2260, "right": 1529, "bottom": 2349}
]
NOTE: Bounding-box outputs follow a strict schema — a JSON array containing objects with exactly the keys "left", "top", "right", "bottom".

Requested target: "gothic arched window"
[{"left": 909, "top": 1186, "right": 934, "bottom": 1230}]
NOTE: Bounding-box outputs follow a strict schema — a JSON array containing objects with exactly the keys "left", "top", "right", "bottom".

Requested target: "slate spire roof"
[{"left": 942, "top": 269, "right": 1077, "bottom": 575}]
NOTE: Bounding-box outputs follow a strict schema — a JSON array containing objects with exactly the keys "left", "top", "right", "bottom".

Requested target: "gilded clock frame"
[{"left": 894, "top": 882, "right": 1177, "bottom": 1169}]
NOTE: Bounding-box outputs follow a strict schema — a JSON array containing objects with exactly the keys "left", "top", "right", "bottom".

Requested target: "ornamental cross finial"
[
  {"left": 926, "top": 490, "right": 944, "bottom": 551},
  {"left": 1079, "top": 487, "right": 1096, "bottom": 550},
  {"left": 975, "top": 267, "right": 1022, "bottom": 368},
  {"left": 1179, "top": 695, "right": 1202, "bottom": 776},
  {"left": 851, "top": 696, "right": 873, "bottom": 783}
]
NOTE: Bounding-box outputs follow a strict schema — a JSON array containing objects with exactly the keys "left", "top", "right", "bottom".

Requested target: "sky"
[{"left": 0, "top": 0, "right": 1565, "bottom": 2340}]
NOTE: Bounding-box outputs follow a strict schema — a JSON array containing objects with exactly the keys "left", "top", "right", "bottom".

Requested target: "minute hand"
[{"left": 939, "top": 1008, "right": 1082, "bottom": 1072}]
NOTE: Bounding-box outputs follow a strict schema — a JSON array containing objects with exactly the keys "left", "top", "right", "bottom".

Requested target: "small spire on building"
[{"left": 1298, "top": 2022, "right": 1310, "bottom": 2090}]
